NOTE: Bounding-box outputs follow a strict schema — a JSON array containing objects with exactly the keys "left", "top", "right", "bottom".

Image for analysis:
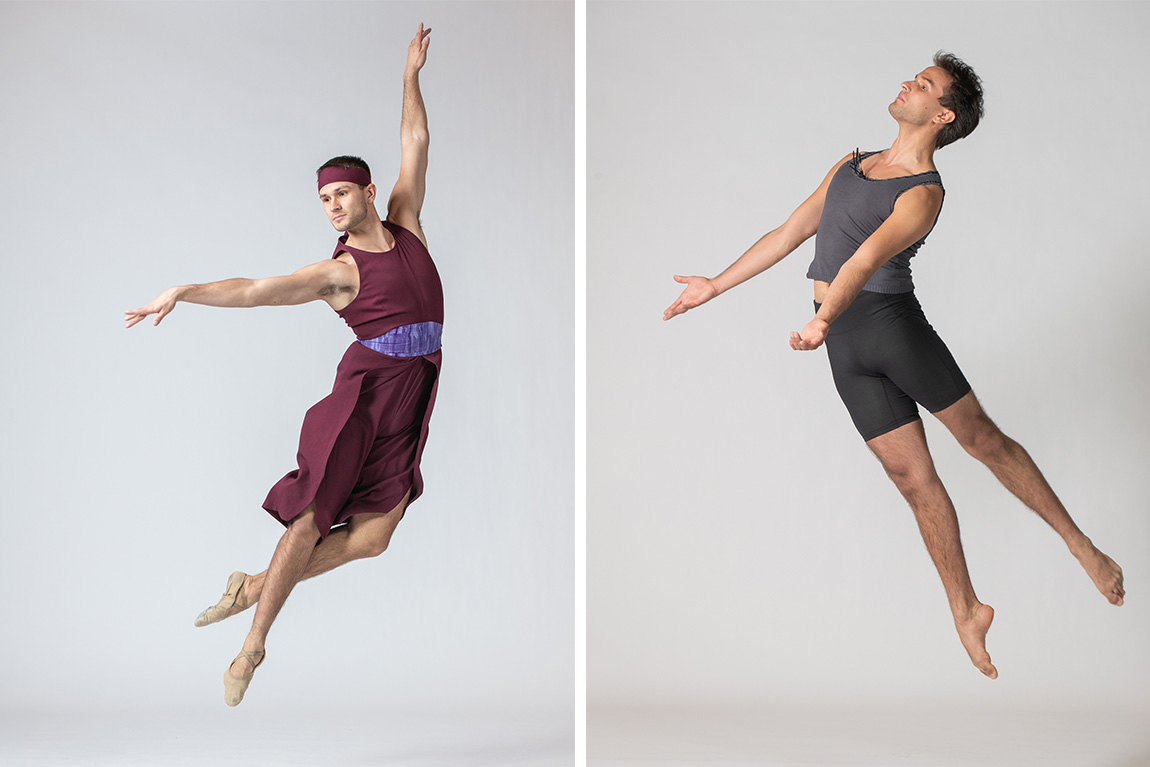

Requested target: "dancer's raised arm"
[{"left": 387, "top": 22, "right": 432, "bottom": 247}]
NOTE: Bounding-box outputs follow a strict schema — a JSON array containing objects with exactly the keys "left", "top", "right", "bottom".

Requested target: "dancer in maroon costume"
[{"left": 126, "top": 24, "right": 437, "bottom": 706}]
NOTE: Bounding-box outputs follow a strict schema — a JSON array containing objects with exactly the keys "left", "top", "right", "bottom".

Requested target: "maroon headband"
[{"left": 317, "top": 166, "right": 371, "bottom": 191}]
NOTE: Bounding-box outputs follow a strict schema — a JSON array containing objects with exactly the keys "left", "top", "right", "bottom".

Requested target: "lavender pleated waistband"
[{"left": 358, "top": 322, "right": 443, "bottom": 357}]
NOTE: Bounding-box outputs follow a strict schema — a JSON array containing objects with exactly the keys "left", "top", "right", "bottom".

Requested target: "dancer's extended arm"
[
  {"left": 387, "top": 22, "right": 431, "bottom": 247},
  {"left": 124, "top": 258, "right": 357, "bottom": 328},
  {"left": 662, "top": 153, "right": 852, "bottom": 321},
  {"left": 788, "top": 183, "right": 944, "bottom": 350}
]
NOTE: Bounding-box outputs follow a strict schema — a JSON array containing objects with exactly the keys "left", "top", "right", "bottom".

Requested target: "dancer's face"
[
  {"left": 319, "top": 182, "right": 373, "bottom": 232},
  {"left": 888, "top": 65, "right": 954, "bottom": 127}
]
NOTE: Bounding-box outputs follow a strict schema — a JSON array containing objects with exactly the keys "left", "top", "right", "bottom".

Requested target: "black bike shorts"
[{"left": 816, "top": 291, "right": 970, "bottom": 442}]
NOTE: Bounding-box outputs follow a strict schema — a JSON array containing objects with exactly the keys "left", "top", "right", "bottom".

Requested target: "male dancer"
[
  {"left": 126, "top": 24, "right": 439, "bottom": 705},
  {"left": 663, "top": 53, "right": 1124, "bottom": 679}
]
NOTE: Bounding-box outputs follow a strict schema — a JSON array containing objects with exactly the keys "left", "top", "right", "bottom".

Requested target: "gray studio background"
[
  {"left": 0, "top": 1, "right": 572, "bottom": 763},
  {"left": 589, "top": 0, "right": 1149, "bottom": 732}
]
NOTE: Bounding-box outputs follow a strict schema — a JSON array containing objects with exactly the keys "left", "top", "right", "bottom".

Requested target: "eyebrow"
[
  {"left": 319, "top": 184, "right": 353, "bottom": 197},
  {"left": 921, "top": 75, "right": 936, "bottom": 88}
]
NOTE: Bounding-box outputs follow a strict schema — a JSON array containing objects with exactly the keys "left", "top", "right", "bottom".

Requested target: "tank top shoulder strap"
[
  {"left": 380, "top": 219, "right": 404, "bottom": 246},
  {"left": 852, "top": 148, "right": 883, "bottom": 166},
  {"left": 381, "top": 219, "right": 427, "bottom": 254}
]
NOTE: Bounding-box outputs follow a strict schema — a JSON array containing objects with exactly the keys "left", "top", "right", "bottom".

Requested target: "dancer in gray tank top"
[{"left": 664, "top": 53, "right": 1124, "bottom": 680}]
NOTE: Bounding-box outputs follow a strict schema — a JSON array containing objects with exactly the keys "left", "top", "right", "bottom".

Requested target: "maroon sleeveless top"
[{"left": 333, "top": 220, "right": 444, "bottom": 340}]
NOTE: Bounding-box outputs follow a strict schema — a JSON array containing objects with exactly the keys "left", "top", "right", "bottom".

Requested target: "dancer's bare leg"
[
  {"left": 228, "top": 492, "right": 411, "bottom": 676},
  {"left": 934, "top": 392, "right": 1125, "bottom": 606},
  {"left": 228, "top": 503, "right": 322, "bottom": 676},
  {"left": 221, "top": 490, "right": 411, "bottom": 622},
  {"left": 868, "top": 420, "right": 998, "bottom": 678}
]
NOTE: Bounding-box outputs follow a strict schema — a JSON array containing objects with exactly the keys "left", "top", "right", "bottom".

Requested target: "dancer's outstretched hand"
[
  {"left": 789, "top": 317, "right": 829, "bottom": 350},
  {"left": 125, "top": 287, "right": 180, "bottom": 328},
  {"left": 406, "top": 22, "right": 431, "bottom": 76},
  {"left": 663, "top": 275, "right": 717, "bottom": 321}
]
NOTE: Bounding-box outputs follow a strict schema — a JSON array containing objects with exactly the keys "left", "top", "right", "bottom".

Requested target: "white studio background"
[
  {"left": 589, "top": 0, "right": 1149, "bottom": 717},
  {"left": 0, "top": 0, "right": 573, "bottom": 749}
]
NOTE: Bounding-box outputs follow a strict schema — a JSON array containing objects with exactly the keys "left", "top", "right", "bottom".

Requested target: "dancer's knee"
[
  {"left": 359, "top": 534, "right": 392, "bottom": 559},
  {"left": 959, "top": 419, "right": 1009, "bottom": 463},
  {"left": 872, "top": 448, "right": 939, "bottom": 502},
  {"left": 288, "top": 510, "right": 321, "bottom": 542},
  {"left": 349, "top": 517, "right": 400, "bottom": 559},
  {"left": 938, "top": 395, "right": 1009, "bottom": 462},
  {"left": 888, "top": 465, "right": 939, "bottom": 504}
]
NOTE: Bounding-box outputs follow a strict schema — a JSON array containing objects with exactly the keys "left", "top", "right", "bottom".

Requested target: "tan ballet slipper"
[
  {"left": 193, "top": 571, "right": 250, "bottom": 627},
  {"left": 223, "top": 649, "right": 266, "bottom": 707}
]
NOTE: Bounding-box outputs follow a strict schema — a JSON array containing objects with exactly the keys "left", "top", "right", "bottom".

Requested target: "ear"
[
  {"left": 364, "top": 183, "right": 378, "bottom": 203},
  {"left": 935, "top": 108, "right": 955, "bottom": 126}
]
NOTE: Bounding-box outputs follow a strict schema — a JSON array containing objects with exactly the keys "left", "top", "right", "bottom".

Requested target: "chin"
[{"left": 334, "top": 213, "right": 364, "bottom": 232}]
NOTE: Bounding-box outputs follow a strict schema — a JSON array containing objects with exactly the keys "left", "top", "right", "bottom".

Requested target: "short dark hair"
[
  {"left": 316, "top": 155, "right": 371, "bottom": 184},
  {"left": 932, "top": 52, "right": 984, "bottom": 150}
]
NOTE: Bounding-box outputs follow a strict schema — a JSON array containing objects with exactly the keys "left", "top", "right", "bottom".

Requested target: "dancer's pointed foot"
[
  {"left": 954, "top": 602, "right": 997, "bottom": 679},
  {"left": 194, "top": 571, "right": 254, "bottom": 627},
  {"left": 223, "top": 648, "right": 265, "bottom": 707},
  {"left": 1073, "top": 544, "right": 1125, "bottom": 606}
]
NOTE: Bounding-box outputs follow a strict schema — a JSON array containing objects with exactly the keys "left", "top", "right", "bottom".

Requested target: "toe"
[{"left": 972, "top": 651, "right": 997, "bottom": 679}]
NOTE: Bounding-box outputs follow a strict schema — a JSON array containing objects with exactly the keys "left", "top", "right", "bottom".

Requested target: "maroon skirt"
[{"left": 263, "top": 341, "right": 441, "bottom": 538}]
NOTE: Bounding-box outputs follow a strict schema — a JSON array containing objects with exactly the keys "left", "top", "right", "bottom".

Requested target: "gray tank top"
[{"left": 806, "top": 150, "right": 944, "bottom": 294}]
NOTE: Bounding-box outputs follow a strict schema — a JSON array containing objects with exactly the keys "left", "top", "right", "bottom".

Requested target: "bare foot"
[
  {"left": 1074, "top": 546, "right": 1125, "bottom": 606},
  {"left": 954, "top": 603, "right": 998, "bottom": 679}
]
